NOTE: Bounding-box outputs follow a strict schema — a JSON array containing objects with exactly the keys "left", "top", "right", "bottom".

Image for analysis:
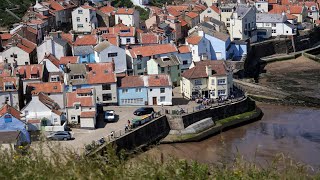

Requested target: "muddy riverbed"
[{"left": 143, "top": 103, "right": 320, "bottom": 168}]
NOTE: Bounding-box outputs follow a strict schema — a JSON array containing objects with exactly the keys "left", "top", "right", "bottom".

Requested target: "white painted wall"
[
  {"left": 94, "top": 45, "right": 127, "bottom": 73},
  {"left": 255, "top": 2, "right": 268, "bottom": 12},
  {"left": 147, "top": 86, "right": 172, "bottom": 105},
  {"left": 200, "top": 7, "right": 220, "bottom": 22},
  {"left": 1, "top": 46, "right": 30, "bottom": 66},
  {"left": 115, "top": 10, "right": 140, "bottom": 28},
  {"left": 37, "top": 38, "right": 66, "bottom": 60},
  {"left": 0, "top": 92, "right": 20, "bottom": 110},
  {"left": 72, "top": 7, "right": 98, "bottom": 32}
]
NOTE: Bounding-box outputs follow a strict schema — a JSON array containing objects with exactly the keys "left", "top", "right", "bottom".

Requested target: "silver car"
[{"left": 47, "top": 131, "right": 72, "bottom": 141}]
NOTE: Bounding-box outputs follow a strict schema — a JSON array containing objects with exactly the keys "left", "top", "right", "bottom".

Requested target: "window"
[
  {"left": 272, "top": 29, "right": 276, "bottom": 33},
  {"left": 309, "top": 12, "right": 312, "bottom": 16},
  {"left": 207, "top": 10, "right": 211, "bottom": 13},
  {"left": 211, "top": 79, "right": 215, "bottom": 85},
  {"left": 218, "top": 79, "right": 226, "bottom": 85},
  {"left": 150, "top": 89, "right": 153, "bottom": 91},
  {"left": 77, "top": 24, "right": 83, "bottom": 28},
  {"left": 136, "top": 88, "right": 142, "bottom": 92},
  {"left": 108, "top": 53, "right": 118, "bottom": 57},
  {"left": 78, "top": 10, "right": 83, "bottom": 14},
  {"left": 227, "top": 18, "right": 230, "bottom": 21},
  {"left": 126, "top": 38, "right": 131, "bottom": 43},
  {"left": 195, "top": 79, "right": 202, "bottom": 85},
  {"left": 75, "top": 105, "right": 80, "bottom": 109},
  {"left": 122, "top": 89, "right": 128, "bottom": 93},
  {"left": 31, "top": 74, "right": 38, "bottom": 79},
  {"left": 77, "top": 17, "right": 80, "bottom": 22},
  {"left": 257, "top": 4, "right": 261, "bottom": 8},
  {"left": 51, "top": 76, "right": 60, "bottom": 82},
  {"left": 24, "top": 110, "right": 29, "bottom": 116},
  {"left": 160, "top": 96, "right": 165, "bottom": 102},
  {"left": 286, "top": 31, "right": 288, "bottom": 33},
  {"left": 161, "top": 67, "right": 165, "bottom": 73},
  {"left": 183, "top": 60, "right": 188, "bottom": 65},
  {"left": 265, "top": 23, "right": 270, "bottom": 27},
  {"left": 71, "top": 116, "right": 76, "bottom": 120},
  {"left": 160, "top": 88, "right": 165, "bottom": 93},
  {"left": 211, "top": 90, "right": 215, "bottom": 96},
  {"left": 272, "top": 23, "right": 276, "bottom": 27},
  {"left": 177, "top": 65, "right": 180, "bottom": 70},
  {"left": 103, "top": 93, "right": 112, "bottom": 101},
  {"left": 137, "top": 64, "right": 142, "bottom": 70},
  {"left": 226, "top": 23, "right": 230, "bottom": 27},
  {"left": 218, "top": 89, "right": 226, "bottom": 96},
  {"left": 85, "top": 18, "right": 88, "bottom": 22},
  {"left": 10, "top": 54, "right": 17, "bottom": 58},
  {"left": 102, "top": 84, "right": 111, "bottom": 90}
]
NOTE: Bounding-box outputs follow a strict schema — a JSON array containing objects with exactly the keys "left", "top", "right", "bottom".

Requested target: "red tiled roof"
[
  {"left": 281, "top": 0, "right": 290, "bottom": 6},
  {"left": 148, "top": 74, "right": 171, "bottom": 87},
  {"left": 140, "top": 33, "right": 158, "bottom": 44},
  {"left": 27, "top": 26, "right": 37, "bottom": 34},
  {"left": 167, "top": 5, "right": 189, "bottom": 12},
  {"left": 269, "top": 4, "right": 287, "bottom": 14},
  {"left": 76, "top": 88, "right": 92, "bottom": 94},
  {"left": 186, "top": 35, "right": 202, "bottom": 45},
  {"left": 28, "top": 82, "right": 63, "bottom": 94},
  {"left": 81, "top": 5, "right": 95, "bottom": 10},
  {"left": 36, "top": 13, "right": 48, "bottom": 20},
  {"left": 38, "top": 92, "right": 61, "bottom": 111},
  {"left": 80, "top": 111, "right": 96, "bottom": 118},
  {"left": 87, "top": 63, "right": 116, "bottom": 84},
  {"left": 101, "top": 34, "right": 119, "bottom": 46},
  {"left": 44, "top": 54, "right": 60, "bottom": 67},
  {"left": 289, "top": 5, "right": 303, "bottom": 14},
  {"left": 167, "top": 8, "right": 181, "bottom": 17},
  {"left": 108, "top": 24, "right": 135, "bottom": 37},
  {"left": 49, "top": 1, "right": 65, "bottom": 11},
  {"left": 27, "top": 19, "right": 46, "bottom": 25},
  {"left": 28, "top": 119, "right": 41, "bottom": 123},
  {"left": 286, "top": 13, "right": 297, "bottom": 20},
  {"left": 66, "top": 88, "right": 94, "bottom": 107},
  {"left": 210, "top": 5, "right": 221, "bottom": 14},
  {"left": 99, "top": 5, "right": 115, "bottom": 14},
  {"left": 61, "top": 33, "right": 73, "bottom": 44},
  {"left": 119, "top": 76, "right": 144, "bottom": 88},
  {"left": 179, "top": 18, "right": 188, "bottom": 26},
  {"left": 268, "top": 0, "right": 278, "bottom": 4},
  {"left": 0, "top": 33, "right": 12, "bottom": 40},
  {"left": 8, "top": 34, "right": 37, "bottom": 53},
  {"left": 303, "top": 2, "right": 318, "bottom": 9},
  {"left": 74, "top": 35, "right": 97, "bottom": 46},
  {"left": 0, "top": 104, "right": 21, "bottom": 120},
  {"left": 115, "top": 8, "right": 135, "bottom": 15},
  {"left": 0, "top": 77, "right": 18, "bottom": 92},
  {"left": 14, "top": 64, "right": 44, "bottom": 80},
  {"left": 60, "top": 56, "right": 79, "bottom": 65},
  {"left": 178, "top": 45, "right": 191, "bottom": 53},
  {"left": 182, "top": 60, "right": 227, "bottom": 79},
  {"left": 186, "top": 12, "right": 199, "bottom": 19},
  {"left": 129, "top": 44, "right": 178, "bottom": 58}
]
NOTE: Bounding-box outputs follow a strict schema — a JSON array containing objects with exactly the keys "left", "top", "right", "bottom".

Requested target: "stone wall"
[{"left": 181, "top": 97, "right": 255, "bottom": 129}]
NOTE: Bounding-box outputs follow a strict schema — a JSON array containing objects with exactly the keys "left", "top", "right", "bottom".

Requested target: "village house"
[
  {"left": 200, "top": 5, "right": 221, "bottom": 22},
  {"left": 288, "top": 5, "right": 308, "bottom": 23},
  {"left": 72, "top": 4, "right": 98, "bottom": 33},
  {"left": 147, "top": 55, "right": 181, "bottom": 86},
  {"left": 0, "top": 76, "right": 21, "bottom": 110},
  {"left": 10, "top": 25, "right": 39, "bottom": 45},
  {"left": 301, "top": 2, "right": 319, "bottom": 23},
  {"left": 186, "top": 34, "right": 211, "bottom": 62},
  {"left": 108, "top": 23, "right": 136, "bottom": 47},
  {"left": 63, "top": 63, "right": 118, "bottom": 105},
  {"left": 37, "top": 34, "right": 70, "bottom": 61},
  {"left": 73, "top": 34, "right": 98, "bottom": 63},
  {"left": 184, "top": 11, "right": 200, "bottom": 28},
  {"left": 66, "top": 88, "right": 96, "bottom": 129},
  {"left": 229, "top": 4, "right": 257, "bottom": 42},
  {"left": 177, "top": 45, "right": 193, "bottom": 72},
  {"left": 94, "top": 41, "right": 127, "bottom": 73},
  {"left": 14, "top": 64, "right": 48, "bottom": 105},
  {"left": 59, "top": 56, "right": 79, "bottom": 67},
  {"left": 126, "top": 43, "right": 179, "bottom": 75},
  {"left": 21, "top": 93, "right": 65, "bottom": 131},
  {"left": 26, "top": 82, "right": 65, "bottom": 109},
  {"left": 0, "top": 104, "right": 30, "bottom": 143},
  {"left": 118, "top": 74, "right": 172, "bottom": 106},
  {"left": 96, "top": 4, "right": 115, "bottom": 27},
  {"left": 180, "top": 60, "right": 233, "bottom": 99},
  {"left": 1, "top": 35, "right": 37, "bottom": 66},
  {"left": 115, "top": 8, "right": 140, "bottom": 28},
  {"left": 220, "top": 3, "right": 236, "bottom": 32},
  {"left": 256, "top": 13, "right": 297, "bottom": 40}
]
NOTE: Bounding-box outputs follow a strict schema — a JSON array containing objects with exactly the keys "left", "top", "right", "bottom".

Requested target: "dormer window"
[
  {"left": 78, "top": 10, "right": 83, "bottom": 14},
  {"left": 70, "top": 74, "right": 85, "bottom": 80},
  {"left": 31, "top": 74, "right": 39, "bottom": 79},
  {"left": 120, "top": 29, "right": 130, "bottom": 33},
  {"left": 5, "top": 83, "right": 14, "bottom": 90}
]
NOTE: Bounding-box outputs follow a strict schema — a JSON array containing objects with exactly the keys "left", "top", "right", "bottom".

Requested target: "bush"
[{"left": 0, "top": 141, "right": 318, "bottom": 179}]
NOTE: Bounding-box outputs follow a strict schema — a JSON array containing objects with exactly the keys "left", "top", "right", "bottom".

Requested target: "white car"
[{"left": 104, "top": 110, "right": 115, "bottom": 122}]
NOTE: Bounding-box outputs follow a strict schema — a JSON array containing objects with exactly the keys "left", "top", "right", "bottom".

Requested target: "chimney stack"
[{"left": 206, "top": 65, "right": 212, "bottom": 76}]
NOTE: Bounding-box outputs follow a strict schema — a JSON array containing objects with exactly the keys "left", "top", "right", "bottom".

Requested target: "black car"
[
  {"left": 47, "top": 131, "right": 72, "bottom": 141},
  {"left": 133, "top": 107, "right": 155, "bottom": 116}
]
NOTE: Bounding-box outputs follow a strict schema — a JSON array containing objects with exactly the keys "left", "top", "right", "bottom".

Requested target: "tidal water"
[{"left": 145, "top": 103, "right": 320, "bottom": 168}]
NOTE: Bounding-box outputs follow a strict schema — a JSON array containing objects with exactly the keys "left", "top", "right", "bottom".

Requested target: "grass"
[
  {"left": 0, "top": 141, "right": 318, "bottom": 179},
  {"left": 0, "top": 0, "right": 33, "bottom": 28},
  {"left": 217, "top": 110, "right": 258, "bottom": 125}
]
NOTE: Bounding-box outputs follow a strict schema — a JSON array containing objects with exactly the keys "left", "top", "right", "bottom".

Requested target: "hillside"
[{"left": 0, "top": 0, "right": 33, "bottom": 29}]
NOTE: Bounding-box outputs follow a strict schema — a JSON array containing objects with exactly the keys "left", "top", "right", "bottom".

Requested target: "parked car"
[
  {"left": 133, "top": 107, "right": 154, "bottom": 116},
  {"left": 104, "top": 110, "right": 115, "bottom": 122},
  {"left": 47, "top": 131, "right": 72, "bottom": 141}
]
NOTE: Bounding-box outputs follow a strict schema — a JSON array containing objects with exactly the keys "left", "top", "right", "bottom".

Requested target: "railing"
[{"left": 85, "top": 111, "right": 162, "bottom": 153}]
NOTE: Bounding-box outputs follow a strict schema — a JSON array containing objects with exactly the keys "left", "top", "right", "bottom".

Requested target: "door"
[
  {"left": 152, "top": 97, "right": 157, "bottom": 105},
  {"left": 77, "top": 116, "right": 80, "bottom": 124}
]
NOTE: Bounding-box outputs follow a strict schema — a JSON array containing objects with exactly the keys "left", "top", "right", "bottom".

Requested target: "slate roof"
[
  {"left": 94, "top": 41, "right": 112, "bottom": 52},
  {"left": 235, "top": 5, "right": 252, "bottom": 19},
  {"left": 53, "top": 36, "right": 67, "bottom": 46},
  {"left": 256, "top": 13, "right": 286, "bottom": 23},
  {"left": 154, "top": 55, "right": 180, "bottom": 67}
]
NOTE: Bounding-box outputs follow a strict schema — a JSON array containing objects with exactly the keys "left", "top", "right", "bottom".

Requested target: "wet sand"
[{"left": 143, "top": 103, "right": 320, "bottom": 168}]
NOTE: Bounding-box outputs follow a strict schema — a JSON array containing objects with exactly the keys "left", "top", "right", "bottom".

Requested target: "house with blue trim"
[
  {"left": 0, "top": 104, "right": 30, "bottom": 144},
  {"left": 73, "top": 35, "right": 98, "bottom": 63},
  {"left": 117, "top": 76, "right": 148, "bottom": 106}
]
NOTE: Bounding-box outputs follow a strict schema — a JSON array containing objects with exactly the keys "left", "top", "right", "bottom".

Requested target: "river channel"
[{"left": 144, "top": 103, "right": 320, "bottom": 168}]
